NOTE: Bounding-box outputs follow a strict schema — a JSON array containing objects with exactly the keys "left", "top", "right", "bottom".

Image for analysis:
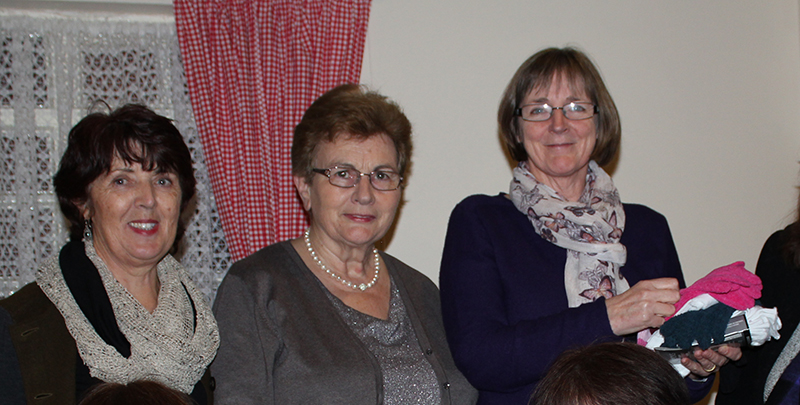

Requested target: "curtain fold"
[{"left": 174, "top": 0, "right": 371, "bottom": 261}]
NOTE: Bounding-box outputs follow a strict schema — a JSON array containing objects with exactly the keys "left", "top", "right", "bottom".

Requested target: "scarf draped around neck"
[
  {"left": 35, "top": 238, "right": 219, "bottom": 393},
  {"left": 509, "top": 160, "right": 629, "bottom": 307}
]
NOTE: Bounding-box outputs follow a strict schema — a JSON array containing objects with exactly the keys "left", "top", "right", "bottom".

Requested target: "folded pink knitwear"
[{"left": 669, "top": 261, "right": 761, "bottom": 319}]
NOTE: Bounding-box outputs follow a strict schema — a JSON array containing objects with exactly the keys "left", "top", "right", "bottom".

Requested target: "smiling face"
[
  {"left": 520, "top": 75, "right": 597, "bottom": 195},
  {"left": 294, "top": 134, "right": 402, "bottom": 251},
  {"left": 81, "top": 156, "right": 182, "bottom": 275}
]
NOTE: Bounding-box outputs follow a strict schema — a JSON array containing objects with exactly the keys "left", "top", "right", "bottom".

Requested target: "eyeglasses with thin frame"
[
  {"left": 312, "top": 166, "right": 403, "bottom": 191},
  {"left": 514, "top": 102, "right": 598, "bottom": 122}
]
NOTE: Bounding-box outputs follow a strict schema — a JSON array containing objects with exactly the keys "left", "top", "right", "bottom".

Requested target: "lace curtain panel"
[{"left": 0, "top": 11, "right": 231, "bottom": 302}]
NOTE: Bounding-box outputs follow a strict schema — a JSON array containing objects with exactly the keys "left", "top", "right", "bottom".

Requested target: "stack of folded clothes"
[{"left": 642, "top": 262, "right": 782, "bottom": 376}]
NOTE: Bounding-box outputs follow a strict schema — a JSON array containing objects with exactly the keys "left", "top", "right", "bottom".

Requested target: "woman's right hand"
[{"left": 605, "top": 278, "right": 681, "bottom": 336}]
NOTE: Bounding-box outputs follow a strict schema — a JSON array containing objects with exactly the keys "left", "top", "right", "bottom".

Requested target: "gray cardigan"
[{"left": 211, "top": 241, "right": 477, "bottom": 404}]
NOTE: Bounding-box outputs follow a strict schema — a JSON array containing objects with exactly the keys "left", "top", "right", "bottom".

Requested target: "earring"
[{"left": 83, "top": 219, "right": 92, "bottom": 241}]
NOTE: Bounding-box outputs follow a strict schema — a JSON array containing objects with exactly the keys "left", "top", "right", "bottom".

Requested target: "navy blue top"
[{"left": 439, "top": 194, "right": 711, "bottom": 404}]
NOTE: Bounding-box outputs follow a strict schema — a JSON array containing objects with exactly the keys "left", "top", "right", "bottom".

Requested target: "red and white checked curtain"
[{"left": 174, "top": 0, "right": 371, "bottom": 261}]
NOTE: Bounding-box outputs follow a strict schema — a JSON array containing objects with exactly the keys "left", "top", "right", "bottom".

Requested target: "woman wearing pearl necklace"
[{"left": 211, "top": 84, "right": 477, "bottom": 405}]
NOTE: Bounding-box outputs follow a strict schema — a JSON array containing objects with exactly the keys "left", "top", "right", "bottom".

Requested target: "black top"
[{"left": 717, "top": 225, "right": 800, "bottom": 404}]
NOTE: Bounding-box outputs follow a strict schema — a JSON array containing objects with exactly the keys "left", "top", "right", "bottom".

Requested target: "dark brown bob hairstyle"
[
  {"left": 291, "top": 83, "right": 412, "bottom": 183},
  {"left": 498, "top": 47, "right": 621, "bottom": 166},
  {"left": 530, "top": 342, "right": 689, "bottom": 405},
  {"left": 53, "top": 104, "right": 196, "bottom": 243}
]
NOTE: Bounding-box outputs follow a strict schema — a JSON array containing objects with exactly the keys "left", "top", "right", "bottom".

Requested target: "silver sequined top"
[{"left": 324, "top": 279, "right": 441, "bottom": 405}]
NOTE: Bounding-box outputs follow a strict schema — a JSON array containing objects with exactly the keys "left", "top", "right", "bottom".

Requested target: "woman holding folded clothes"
[
  {"left": 212, "top": 83, "right": 477, "bottom": 405},
  {"left": 438, "top": 47, "right": 740, "bottom": 404},
  {"left": 717, "top": 194, "right": 800, "bottom": 404},
  {"left": 0, "top": 104, "right": 219, "bottom": 404}
]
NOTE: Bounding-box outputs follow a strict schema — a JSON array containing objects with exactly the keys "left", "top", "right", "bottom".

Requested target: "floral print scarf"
[{"left": 509, "top": 160, "right": 630, "bottom": 308}]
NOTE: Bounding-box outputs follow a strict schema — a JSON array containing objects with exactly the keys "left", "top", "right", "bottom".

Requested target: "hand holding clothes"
[{"left": 439, "top": 194, "right": 710, "bottom": 404}]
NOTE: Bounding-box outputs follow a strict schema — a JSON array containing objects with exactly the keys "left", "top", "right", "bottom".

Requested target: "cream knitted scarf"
[{"left": 35, "top": 239, "right": 219, "bottom": 393}]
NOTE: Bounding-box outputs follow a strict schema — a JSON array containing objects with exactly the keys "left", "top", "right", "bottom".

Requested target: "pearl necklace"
[{"left": 304, "top": 229, "right": 380, "bottom": 291}]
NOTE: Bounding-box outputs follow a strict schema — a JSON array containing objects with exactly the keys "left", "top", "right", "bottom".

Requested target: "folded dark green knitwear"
[{"left": 660, "top": 303, "right": 736, "bottom": 350}]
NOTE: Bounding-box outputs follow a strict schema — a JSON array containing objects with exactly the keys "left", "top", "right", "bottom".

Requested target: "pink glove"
[{"left": 672, "top": 261, "right": 761, "bottom": 316}]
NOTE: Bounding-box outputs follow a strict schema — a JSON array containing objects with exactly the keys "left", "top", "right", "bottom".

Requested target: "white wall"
[
  {"left": 363, "top": 0, "right": 800, "bottom": 286},
  {"left": 8, "top": 0, "right": 800, "bottom": 285}
]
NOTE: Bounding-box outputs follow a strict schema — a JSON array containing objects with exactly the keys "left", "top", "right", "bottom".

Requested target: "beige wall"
[
  {"left": 363, "top": 0, "right": 800, "bottom": 286},
  {"left": 9, "top": 0, "right": 800, "bottom": 286}
]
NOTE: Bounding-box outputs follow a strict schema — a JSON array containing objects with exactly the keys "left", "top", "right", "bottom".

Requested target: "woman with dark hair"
[
  {"left": 212, "top": 84, "right": 476, "bottom": 404},
  {"left": 0, "top": 104, "right": 218, "bottom": 404},
  {"left": 530, "top": 342, "right": 690, "bottom": 405},
  {"left": 717, "top": 196, "right": 800, "bottom": 404},
  {"left": 439, "top": 47, "right": 740, "bottom": 404}
]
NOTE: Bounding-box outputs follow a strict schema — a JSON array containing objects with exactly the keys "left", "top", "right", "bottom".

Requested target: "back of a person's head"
[
  {"left": 79, "top": 380, "right": 194, "bottom": 405},
  {"left": 530, "top": 342, "right": 690, "bottom": 405}
]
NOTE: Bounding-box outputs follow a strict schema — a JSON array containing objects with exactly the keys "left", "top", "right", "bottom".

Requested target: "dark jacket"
[
  {"left": 0, "top": 283, "right": 75, "bottom": 404},
  {"left": 0, "top": 280, "right": 215, "bottom": 404}
]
